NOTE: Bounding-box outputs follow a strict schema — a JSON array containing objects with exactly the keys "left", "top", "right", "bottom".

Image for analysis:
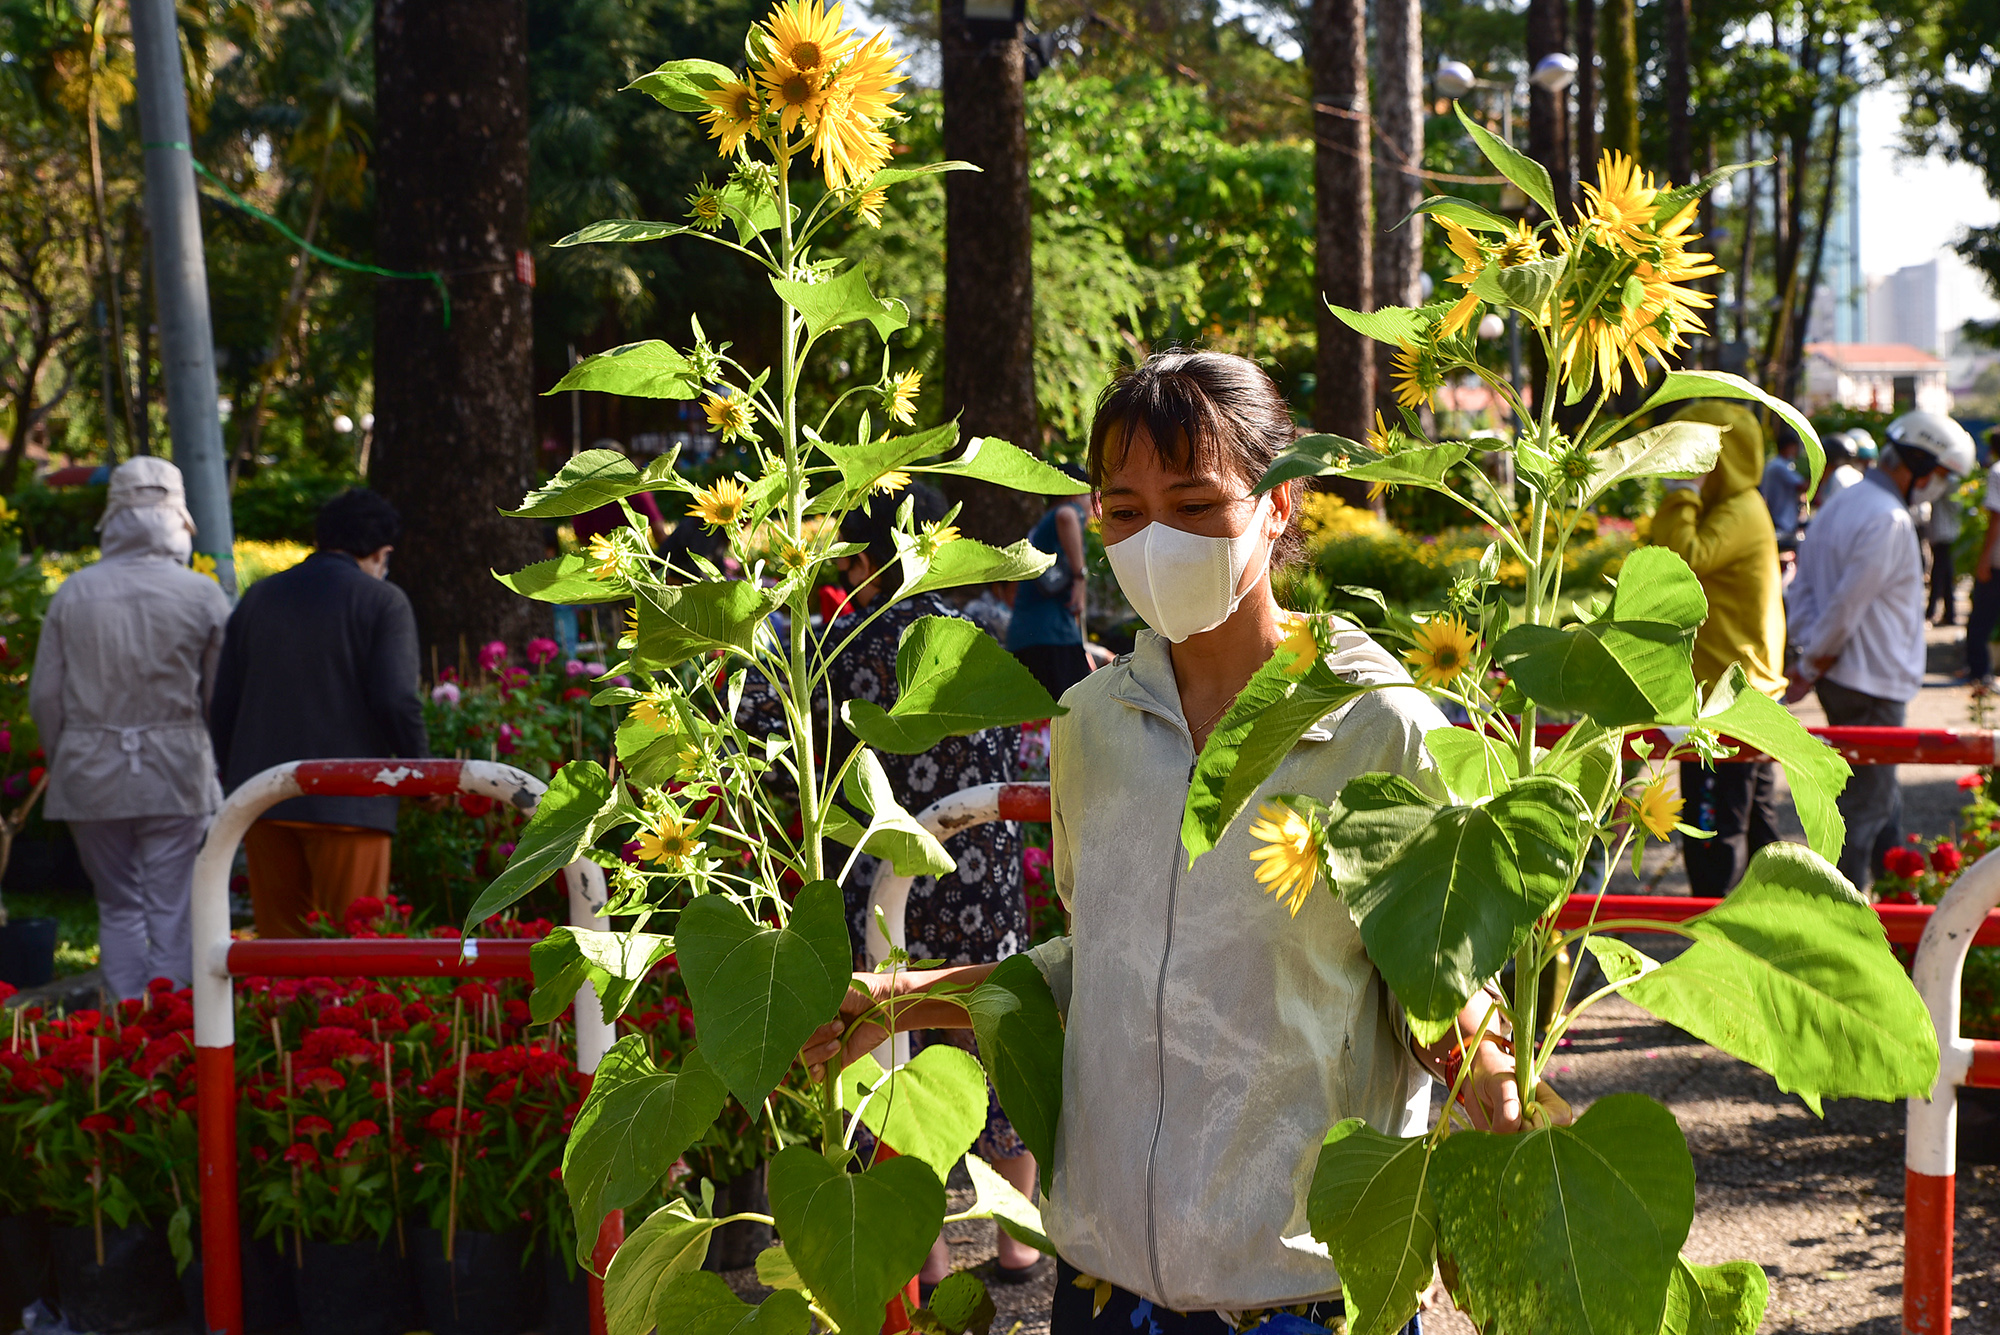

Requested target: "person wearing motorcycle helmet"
[
  {"left": 1815, "top": 431, "right": 1865, "bottom": 504},
  {"left": 1787, "top": 410, "right": 1975, "bottom": 890}
]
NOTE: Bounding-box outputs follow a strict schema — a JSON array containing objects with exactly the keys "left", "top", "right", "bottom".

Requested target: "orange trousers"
[{"left": 245, "top": 820, "right": 391, "bottom": 939}]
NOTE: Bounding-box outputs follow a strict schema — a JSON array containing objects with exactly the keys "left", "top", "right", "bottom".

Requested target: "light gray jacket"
[
  {"left": 31, "top": 507, "right": 230, "bottom": 821},
  {"left": 1027, "top": 624, "right": 1441, "bottom": 1313}
]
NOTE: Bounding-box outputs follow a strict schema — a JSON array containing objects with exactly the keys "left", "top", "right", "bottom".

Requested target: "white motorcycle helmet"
[{"left": 1886, "top": 411, "right": 1976, "bottom": 480}]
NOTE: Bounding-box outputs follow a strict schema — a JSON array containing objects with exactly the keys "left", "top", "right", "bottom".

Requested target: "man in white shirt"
[
  {"left": 1814, "top": 432, "right": 1866, "bottom": 505},
  {"left": 1786, "top": 411, "right": 1975, "bottom": 890}
]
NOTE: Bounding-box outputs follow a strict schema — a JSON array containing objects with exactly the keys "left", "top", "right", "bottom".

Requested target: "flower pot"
[
  {"left": 412, "top": 1227, "right": 537, "bottom": 1335},
  {"left": 1959, "top": 1086, "right": 2000, "bottom": 1166},
  {"left": 0, "top": 916, "right": 56, "bottom": 989},
  {"left": 50, "top": 1223, "right": 185, "bottom": 1334},
  {"left": 296, "top": 1237, "right": 418, "bottom": 1335},
  {"left": 701, "top": 1164, "right": 772, "bottom": 1273},
  {"left": 539, "top": 1248, "right": 588, "bottom": 1335},
  {"left": 180, "top": 1228, "right": 298, "bottom": 1334},
  {"left": 0, "top": 1210, "right": 53, "bottom": 1325}
]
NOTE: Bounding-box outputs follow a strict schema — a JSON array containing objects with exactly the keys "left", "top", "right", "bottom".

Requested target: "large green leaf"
[
  {"left": 1493, "top": 546, "right": 1706, "bottom": 727},
  {"left": 1455, "top": 102, "right": 1558, "bottom": 220},
  {"left": 551, "top": 218, "right": 692, "bottom": 249},
  {"left": 1470, "top": 254, "right": 1567, "bottom": 320},
  {"left": 1699, "top": 664, "right": 1850, "bottom": 860},
  {"left": 1659, "top": 1258, "right": 1769, "bottom": 1335},
  {"left": 767, "top": 1146, "right": 945, "bottom": 1335},
  {"left": 1580, "top": 419, "right": 1724, "bottom": 506},
  {"left": 529, "top": 927, "right": 674, "bottom": 1025},
  {"left": 505, "top": 449, "right": 642, "bottom": 518},
  {"left": 625, "top": 58, "right": 735, "bottom": 113},
  {"left": 466, "top": 761, "right": 621, "bottom": 928},
  {"left": 1403, "top": 195, "right": 1519, "bottom": 234},
  {"left": 1322, "top": 300, "right": 1455, "bottom": 348},
  {"left": 675, "top": 881, "right": 854, "bottom": 1108},
  {"left": 837, "top": 1046, "right": 989, "bottom": 1183},
  {"left": 632, "top": 580, "right": 784, "bottom": 668},
  {"left": 895, "top": 534, "right": 1052, "bottom": 601},
  {"left": 1255, "top": 433, "right": 1368, "bottom": 492},
  {"left": 1424, "top": 725, "right": 1519, "bottom": 802},
  {"left": 544, "top": 341, "right": 700, "bottom": 400},
  {"left": 923, "top": 435, "right": 1082, "bottom": 494},
  {"left": 961, "top": 1152, "right": 1055, "bottom": 1254},
  {"left": 602, "top": 1202, "right": 724, "bottom": 1335},
  {"left": 963, "top": 954, "right": 1065, "bottom": 1168},
  {"left": 1307, "top": 1121, "right": 1438, "bottom": 1335},
  {"left": 1622, "top": 842, "right": 1939, "bottom": 1113},
  {"left": 563, "top": 1042, "right": 729, "bottom": 1268},
  {"left": 843, "top": 616, "right": 1061, "bottom": 754},
  {"left": 817, "top": 423, "right": 960, "bottom": 508},
  {"left": 1182, "top": 641, "right": 1374, "bottom": 860},
  {"left": 824, "top": 749, "right": 956, "bottom": 878},
  {"left": 652, "top": 1273, "right": 812, "bottom": 1335},
  {"left": 1336, "top": 775, "right": 1588, "bottom": 1040},
  {"left": 1649, "top": 160, "right": 1758, "bottom": 226},
  {"left": 1344, "top": 442, "right": 1473, "bottom": 490},
  {"left": 863, "top": 161, "right": 979, "bottom": 190},
  {"left": 1636, "top": 369, "right": 1825, "bottom": 489},
  {"left": 771, "top": 265, "right": 910, "bottom": 341},
  {"left": 1434, "top": 1094, "right": 1695, "bottom": 1335},
  {"left": 494, "top": 553, "right": 632, "bottom": 605}
]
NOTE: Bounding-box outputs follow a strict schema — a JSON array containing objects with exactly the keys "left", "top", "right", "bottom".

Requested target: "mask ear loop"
[{"left": 1223, "top": 493, "right": 1278, "bottom": 618}]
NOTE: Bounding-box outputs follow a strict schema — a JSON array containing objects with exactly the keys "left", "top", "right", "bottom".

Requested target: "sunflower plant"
[
  {"left": 1192, "top": 113, "right": 1942, "bottom": 1335},
  {"left": 462, "top": 4, "right": 1075, "bottom": 1332}
]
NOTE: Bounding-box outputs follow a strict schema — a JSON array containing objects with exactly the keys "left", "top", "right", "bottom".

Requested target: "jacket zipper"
[{"left": 1143, "top": 752, "right": 1196, "bottom": 1300}]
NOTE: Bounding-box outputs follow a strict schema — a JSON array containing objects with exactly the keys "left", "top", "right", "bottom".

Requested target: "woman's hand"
[
  {"left": 799, "top": 972, "right": 893, "bottom": 1081},
  {"left": 1460, "top": 1040, "right": 1575, "bottom": 1132}
]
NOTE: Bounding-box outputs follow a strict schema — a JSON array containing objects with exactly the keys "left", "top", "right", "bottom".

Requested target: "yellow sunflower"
[
  {"left": 759, "top": 0, "right": 857, "bottom": 82},
  {"left": 872, "top": 469, "right": 911, "bottom": 495},
  {"left": 688, "top": 477, "right": 749, "bottom": 530},
  {"left": 1404, "top": 614, "right": 1477, "bottom": 689},
  {"left": 1247, "top": 801, "right": 1320, "bottom": 917},
  {"left": 635, "top": 813, "right": 701, "bottom": 867},
  {"left": 1437, "top": 218, "right": 1488, "bottom": 338},
  {"left": 586, "top": 533, "right": 623, "bottom": 579},
  {"left": 629, "top": 691, "right": 674, "bottom": 729},
  {"left": 758, "top": 64, "right": 831, "bottom": 136},
  {"left": 811, "top": 85, "right": 896, "bottom": 191},
  {"left": 1390, "top": 339, "right": 1443, "bottom": 411},
  {"left": 884, "top": 367, "right": 921, "bottom": 424},
  {"left": 685, "top": 184, "right": 727, "bottom": 232},
  {"left": 1630, "top": 775, "right": 1683, "bottom": 840},
  {"left": 702, "top": 391, "right": 757, "bottom": 443},
  {"left": 854, "top": 186, "right": 888, "bottom": 228},
  {"left": 917, "top": 520, "right": 960, "bottom": 557},
  {"left": 699, "top": 79, "right": 762, "bottom": 157},
  {"left": 1582, "top": 150, "right": 1660, "bottom": 255},
  {"left": 826, "top": 28, "right": 904, "bottom": 122},
  {"left": 1277, "top": 614, "right": 1320, "bottom": 677}
]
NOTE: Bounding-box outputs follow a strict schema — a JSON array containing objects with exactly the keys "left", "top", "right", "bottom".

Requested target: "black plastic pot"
[
  {"left": 0, "top": 1211, "right": 52, "bottom": 1324},
  {"left": 1959, "top": 1087, "right": 2000, "bottom": 1166},
  {"left": 540, "top": 1248, "right": 589, "bottom": 1335},
  {"left": 296, "top": 1237, "right": 418, "bottom": 1335},
  {"left": 0, "top": 916, "right": 57, "bottom": 989},
  {"left": 411, "top": 1226, "right": 536, "bottom": 1335},
  {"left": 50, "top": 1222, "right": 185, "bottom": 1333},
  {"left": 180, "top": 1227, "right": 298, "bottom": 1334},
  {"left": 701, "top": 1164, "right": 772, "bottom": 1272}
]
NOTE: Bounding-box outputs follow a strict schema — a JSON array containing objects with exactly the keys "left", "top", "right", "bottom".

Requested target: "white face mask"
[
  {"left": 1104, "top": 494, "right": 1272, "bottom": 643},
  {"left": 1910, "top": 472, "right": 1953, "bottom": 507}
]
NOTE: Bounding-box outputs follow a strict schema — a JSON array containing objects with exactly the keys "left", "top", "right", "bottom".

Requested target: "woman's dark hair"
[
  {"left": 1086, "top": 350, "right": 1304, "bottom": 566},
  {"left": 315, "top": 488, "right": 404, "bottom": 556},
  {"left": 839, "top": 481, "right": 949, "bottom": 569}
]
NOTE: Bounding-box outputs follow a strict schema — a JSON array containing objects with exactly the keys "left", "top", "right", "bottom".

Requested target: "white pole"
[{"left": 564, "top": 860, "right": 616, "bottom": 1073}]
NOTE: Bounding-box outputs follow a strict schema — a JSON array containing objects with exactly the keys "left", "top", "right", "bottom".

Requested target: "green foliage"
[
  {"left": 652, "top": 1272, "right": 812, "bottom": 1335},
  {"left": 841, "top": 615, "right": 1061, "bottom": 754},
  {"left": 963, "top": 954, "right": 1067, "bottom": 1170},
  {"left": 602, "top": 1201, "right": 724, "bottom": 1335},
  {"left": 766, "top": 1147, "right": 946, "bottom": 1335},
  {"left": 837, "top": 1047, "right": 988, "bottom": 1184},
  {"left": 1307, "top": 1121, "right": 1439, "bottom": 1335}
]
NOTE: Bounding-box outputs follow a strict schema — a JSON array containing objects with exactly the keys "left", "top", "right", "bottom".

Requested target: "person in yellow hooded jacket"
[{"left": 1650, "top": 401, "right": 1789, "bottom": 894}]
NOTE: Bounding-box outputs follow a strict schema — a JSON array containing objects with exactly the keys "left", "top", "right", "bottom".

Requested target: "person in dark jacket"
[{"left": 208, "top": 489, "right": 429, "bottom": 937}]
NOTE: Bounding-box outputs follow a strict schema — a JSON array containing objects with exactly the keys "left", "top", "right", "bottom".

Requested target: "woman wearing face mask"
[{"left": 802, "top": 352, "right": 1551, "bottom": 1334}]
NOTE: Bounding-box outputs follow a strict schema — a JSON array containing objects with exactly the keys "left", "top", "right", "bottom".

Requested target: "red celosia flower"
[
  {"left": 79, "top": 1113, "right": 118, "bottom": 1133},
  {"left": 283, "top": 1142, "right": 319, "bottom": 1167},
  {"left": 297, "top": 1115, "right": 334, "bottom": 1137}
]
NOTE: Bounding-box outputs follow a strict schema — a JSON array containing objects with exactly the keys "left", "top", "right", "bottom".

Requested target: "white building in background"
[
  {"left": 1800, "top": 342, "right": 1952, "bottom": 414},
  {"left": 1869, "top": 261, "right": 1942, "bottom": 352}
]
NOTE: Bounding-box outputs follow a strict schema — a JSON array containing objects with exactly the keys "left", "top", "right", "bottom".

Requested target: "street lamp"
[
  {"left": 1435, "top": 58, "right": 1476, "bottom": 99},
  {"left": 1530, "top": 53, "right": 1578, "bottom": 94},
  {"left": 963, "top": 0, "right": 1025, "bottom": 40}
]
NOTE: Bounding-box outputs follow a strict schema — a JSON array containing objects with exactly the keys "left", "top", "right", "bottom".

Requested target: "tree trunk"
[
  {"left": 235, "top": 132, "right": 338, "bottom": 484},
  {"left": 1574, "top": 0, "right": 1597, "bottom": 181},
  {"left": 1528, "top": 0, "right": 1573, "bottom": 212},
  {"left": 372, "top": 0, "right": 542, "bottom": 659},
  {"left": 84, "top": 29, "right": 140, "bottom": 458},
  {"left": 1733, "top": 147, "right": 1757, "bottom": 349},
  {"left": 1372, "top": 0, "right": 1423, "bottom": 425},
  {"left": 1311, "top": 0, "right": 1373, "bottom": 448},
  {"left": 939, "top": 1, "right": 1042, "bottom": 545},
  {"left": 1662, "top": 0, "right": 1692, "bottom": 184},
  {"left": 1599, "top": 0, "right": 1638, "bottom": 161},
  {"left": 1762, "top": 122, "right": 1812, "bottom": 389},
  {"left": 1782, "top": 51, "right": 1847, "bottom": 401}
]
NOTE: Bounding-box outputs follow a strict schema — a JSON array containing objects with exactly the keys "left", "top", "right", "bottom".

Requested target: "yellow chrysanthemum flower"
[
  {"left": 191, "top": 552, "right": 219, "bottom": 582},
  {"left": 885, "top": 367, "right": 921, "bottom": 425},
  {"left": 702, "top": 391, "right": 757, "bottom": 443},
  {"left": 699, "top": 79, "right": 761, "bottom": 157},
  {"left": 917, "top": 520, "right": 960, "bottom": 557},
  {"left": 1631, "top": 776, "right": 1683, "bottom": 840},
  {"left": 634, "top": 813, "right": 701, "bottom": 867},
  {"left": 872, "top": 469, "right": 911, "bottom": 495},
  {"left": 854, "top": 186, "right": 887, "bottom": 227},
  {"left": 1404, "top": 615, "right": 1477, "bottom": 689},
  {"left": 759, "top": 0, "right": 857, "bottom": 81},
  {"left": 1390, "top": 340, "right": 1443, "bottom": 411},
  {"left": 1277, "top": 615, "right": 1320, "bottom": 677},
  {"left": 1583, "top": 150, "right": 1661, "bottom": 256},
  {"left": 688, "top": 478, "right": 749, "bottom": 530},
  {"left": 1248, "top": 801, "right": 1320, "bottom": 917}
]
